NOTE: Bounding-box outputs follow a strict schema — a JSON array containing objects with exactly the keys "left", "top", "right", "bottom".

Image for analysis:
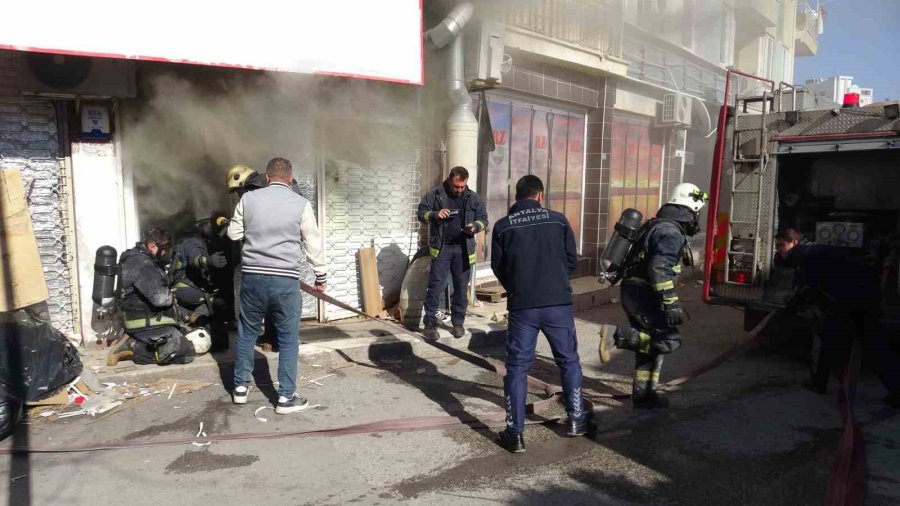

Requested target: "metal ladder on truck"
[{"left": 725, "top": 92, "right": 773, "bottom": 285}]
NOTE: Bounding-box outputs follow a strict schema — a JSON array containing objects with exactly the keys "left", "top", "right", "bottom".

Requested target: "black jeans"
[{"left": 424, "top": 244, "right": 471, "bottom": 326}]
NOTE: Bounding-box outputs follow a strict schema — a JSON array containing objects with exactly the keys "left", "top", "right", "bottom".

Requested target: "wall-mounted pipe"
[{"left": 426, "top": 2, "right": 479, "bottom": 188}]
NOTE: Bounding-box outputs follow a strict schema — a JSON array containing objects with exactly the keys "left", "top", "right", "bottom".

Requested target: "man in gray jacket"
[{"left": 227, "top": 157, "right": 327, "bottom": 414}]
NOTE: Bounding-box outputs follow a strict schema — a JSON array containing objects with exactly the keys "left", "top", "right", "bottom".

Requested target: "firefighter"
[
  {"left": 107, "top": 229, "right": 195, "bottom": 366},
  {"left": 170, "top": 214, "right": 231, "bottom": 351},
  {"left": 491, "top": 175, "right": 592, "bottom": 453},
  {"left": 416, "top": 166, "right": 489, "bottom": 340},
  {"left": 599, "top": 183, "right": 708, "bottom": 409},
  {"left": 776, "top": 228, "right": 900, "bottom": 407}
]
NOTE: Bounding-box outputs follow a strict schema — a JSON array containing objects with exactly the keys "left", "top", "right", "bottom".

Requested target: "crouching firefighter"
[
  {"left": 106, "top": 229, "right": 196, "bottom": 366},
  {"left": 170, "top": 214, "right": 231, "bottom": 352},
  {"left": 598, "top": 183, "right": 708, "bottom": 409}
]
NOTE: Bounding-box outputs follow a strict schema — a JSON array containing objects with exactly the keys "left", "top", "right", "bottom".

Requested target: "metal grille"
[{"left": 323, "top": 126, "right": 421, "bottom": 321}]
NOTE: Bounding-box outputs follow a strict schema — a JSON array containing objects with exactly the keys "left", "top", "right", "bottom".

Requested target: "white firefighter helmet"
[
  {"left": 226, "top": 164, "right": 257, "bottom": 192},
  {"left": 185, "top": 328, "right": 212, "bottom": 355},
  {"left": 668, "top": 183, "right": 708, "bottom": 213}
]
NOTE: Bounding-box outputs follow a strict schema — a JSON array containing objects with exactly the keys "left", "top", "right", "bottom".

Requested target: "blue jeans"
[
  {"left": 424, "top": 244, "right": 471, "bottom": 326},
  {"left": 234, "top": 274, "right": 302, "bottom": 399},
  {"left": 504, "top": 304, "right": 585, "bottom": 434}
]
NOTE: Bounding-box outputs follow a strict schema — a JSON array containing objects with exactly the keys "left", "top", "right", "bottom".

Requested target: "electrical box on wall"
[
  {"left": 465, "top": 20, "right": 505, "bottom": 88},
  {"left": 80, "top": 104, "right": 111, "bottom": 140}
]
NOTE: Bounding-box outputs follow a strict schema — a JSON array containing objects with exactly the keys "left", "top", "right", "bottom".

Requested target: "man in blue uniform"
[
  {"left": 600, "top": 183, "right": 707, "bottom": 409},
  {"left": 491, "top": 175, "right": 592, "bottom": 453},
  {"left": 777, "top": 228, "right": 900, "bottom": 406},
  {"left": 416, "top": 166, "right": 488, "bottom": 340}
]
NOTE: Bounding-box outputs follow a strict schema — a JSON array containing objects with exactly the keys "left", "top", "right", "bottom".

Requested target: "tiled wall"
[
  {"left": 500, "top": 51, "right": 601, "bottom": 109},
  {"left": 582, "top": 79, "right": 616, "bottom": 276}
]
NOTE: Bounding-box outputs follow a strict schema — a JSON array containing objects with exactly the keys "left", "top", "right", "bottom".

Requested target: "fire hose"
[{"left": 0, "top": 287, "right": 868, "bottom": 506}]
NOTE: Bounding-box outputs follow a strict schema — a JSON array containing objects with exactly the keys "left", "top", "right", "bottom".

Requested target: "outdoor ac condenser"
[
  {"left": 465, "top": 20, "right": 505, "bottom": 88},
  {"left": 17, "top": 52, "right": 136, "bottom": 99},
  {"left": 660, "top": 93, "right": 692, "bottom": 128}
]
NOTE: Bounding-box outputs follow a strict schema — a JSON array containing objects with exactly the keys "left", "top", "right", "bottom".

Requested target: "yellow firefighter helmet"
[{"left": 226, "top": 164, "right": 257, "bottom": 192}]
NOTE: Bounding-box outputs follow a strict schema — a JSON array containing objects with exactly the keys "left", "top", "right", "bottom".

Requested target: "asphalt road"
[{"left": 2, "top": 282, "right": 898, "bottom": 505}]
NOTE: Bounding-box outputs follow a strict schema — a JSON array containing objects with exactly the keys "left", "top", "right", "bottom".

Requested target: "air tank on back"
[{"left": 598, "top": 209, "right": 643, "bottom": 284}]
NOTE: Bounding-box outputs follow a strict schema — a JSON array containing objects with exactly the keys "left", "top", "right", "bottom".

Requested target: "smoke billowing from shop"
[{"left": 122, "top": 66, "right": 419, "bottom": 233}]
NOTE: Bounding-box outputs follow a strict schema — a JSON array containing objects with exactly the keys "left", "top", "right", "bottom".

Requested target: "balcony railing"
[{"left": 484, "top": 0, "right": 623, "bottom": 59}]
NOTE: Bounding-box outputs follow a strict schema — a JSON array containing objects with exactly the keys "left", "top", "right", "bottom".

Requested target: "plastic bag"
[
  {"left": 0, "top": 382, "right": 23, "bottom": 442},
  {"left": 0, "top": 314, "right": 83, "bottom": 403}
]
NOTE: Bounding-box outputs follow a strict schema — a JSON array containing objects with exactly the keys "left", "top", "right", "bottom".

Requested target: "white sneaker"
[
  {"left": 275, "top": 393, "right": 310, "bottom": 414},
  {"left": 232, "top": 385, "right": 249, "bottom": 404}
]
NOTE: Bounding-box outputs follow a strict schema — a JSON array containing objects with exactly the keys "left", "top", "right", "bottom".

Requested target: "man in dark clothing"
[
  {"left": 599, "top": 183, "right": 707, "bottom": 409},
  {"left": 777, "top": 228, "right": 900, "bottom": 406},
  {"left": 171, "top": 214, "right": 231, "bottom": 351},
  {"left": 107, "top": 229, "right": 195, "bottom": 366},
  {"left": 491, "top": 175, "right": 591, "bottom": 453},
  {"left": 416, "top": 166, "right": 488, "bottom": 340}
]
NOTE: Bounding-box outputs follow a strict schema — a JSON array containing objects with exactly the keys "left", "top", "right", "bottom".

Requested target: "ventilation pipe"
[{"left": 426, "top": 2, "right": 479, "bottom": 189}]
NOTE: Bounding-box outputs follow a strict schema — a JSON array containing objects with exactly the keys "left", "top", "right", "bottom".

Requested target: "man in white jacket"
[{"left": 227, "top": 157, "right": 327, "bottom": 414}]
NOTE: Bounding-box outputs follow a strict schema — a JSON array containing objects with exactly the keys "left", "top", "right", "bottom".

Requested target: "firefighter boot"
[
  {"left": 599, "top": 325, "right": 616, "bottom": 364},
  {"left": 107, "top": 335, "right": 136, "bottom": 366},
  {"left": 633, "top": 354, "right": 669, "bottom": 409}
]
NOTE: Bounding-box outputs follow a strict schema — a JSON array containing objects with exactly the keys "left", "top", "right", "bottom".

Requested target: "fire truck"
[{"left": 702, "top": 70, "right": 900, "bottom": 329}]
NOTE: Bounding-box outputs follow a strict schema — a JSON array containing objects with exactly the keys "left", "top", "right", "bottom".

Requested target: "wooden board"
[
  {"left": 476, "top": 285, "right": 507, "bottom": 303},
  {"left": 0, "top": 169, "right": 49, "bottom": 311},
  {"left": 358, "top": 247, "right": 383, "bottom": 317}
]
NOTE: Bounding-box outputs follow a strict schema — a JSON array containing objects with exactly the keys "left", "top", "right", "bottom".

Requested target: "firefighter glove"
[
  {"left": 207, "top": 252, "right": 228, "bottom": 269},
  {"left": 665, "top": 301, "right": 686, "bottom": 326}
]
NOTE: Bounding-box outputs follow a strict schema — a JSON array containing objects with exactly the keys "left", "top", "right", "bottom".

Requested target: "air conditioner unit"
[
  {"left": 640, "top": 0, "right": 661, "bottom": 14},
  {"left": 659, "top": 93, "right": 692, "bottom": 128},
  {"left": 465, "top": 20, "right": 505, "bottom": 88},
  {"left": 17, "top": 52, "right": 136, "bottom": 99}
]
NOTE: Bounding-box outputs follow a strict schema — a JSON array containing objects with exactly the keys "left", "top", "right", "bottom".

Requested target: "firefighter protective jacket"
[
  {"left": 624, "top": 204, "right": 691, "bottom": 307},
  {"left": 417, "top": 182, "right": 488, "bottom": 265},
  {"left": 118, "top": 244, "right": 177, "bottom": 331},
  {"left": 491, "top": 199, "right": 577, "bottom": 311}
]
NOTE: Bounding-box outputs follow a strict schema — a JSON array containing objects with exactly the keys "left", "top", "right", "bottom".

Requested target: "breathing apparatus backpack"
[{"left": 598, "top": 209, "right": 645, "bottom": 285}]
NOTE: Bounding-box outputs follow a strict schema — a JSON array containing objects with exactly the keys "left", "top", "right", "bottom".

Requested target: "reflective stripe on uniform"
[
  {"left": 468, "top": 253, "right": 476, "bottom": 265},
  {"left": 673, "top": 264, "right": 683, "bottom": 274},
  {"left": 634, "top": 370, "right": 652, "bottom": 381},
  {"left": 663, "top": 296, "right": 680, "bottom": 306},
  {"left": 638, "top": 332, "right": 652, "bottom": 354},
  {"left": 475, "top": 219, "right": 486, "bottom": 232},
  {"left": 424, "top": 211, "right": 432, "bottom": 222},
  {"left": 124, "top": 315, "right": 178, "bottom": 330},
  {"left": 651, "top": 371, "right": 661, "bottom": 383},
  {"left": 430, "top": 247, "right": 440, "bottom": 258},
  {"left": 654, "top": 280, "right": 675, "bottom": 292}
]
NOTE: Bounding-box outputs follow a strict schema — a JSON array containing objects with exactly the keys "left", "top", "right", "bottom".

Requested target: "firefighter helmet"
[
  {"left": 668, "top": 183, "right": 708, "bottom": 213},
  {"left": 185, "top": 328, "right": 212, "bottom": 355},
  {"left": 226, "top": 164, "right": 257, "bottom": 192}
]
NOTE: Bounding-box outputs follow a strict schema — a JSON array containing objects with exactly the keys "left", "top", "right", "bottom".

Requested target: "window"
[
  {"left": 476, "top": 98, "right": 586, "bottom": 259},
  {"left": 681, "top": 0, "right": 696, "bottom": 50},
  {"left": 781, "top": 45, "right": 791, "bottom": 83},
  {"left": 759, "top": 35, "right": 776, "bottom": 79},
  {"left": 720, "top": 6, "right": 735, "bottom": 66}
]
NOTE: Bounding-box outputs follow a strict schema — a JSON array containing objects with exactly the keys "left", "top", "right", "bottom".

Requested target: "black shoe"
[
  {"left": 497, "top": 429, "right": 525, "bottom": 453},
  {"left": 801, "top": 378, "right": 828, "bottom": 395},
  {"left": 275, "top": 394, "right": 310, "bottom": 414},
  {"left": 452, "top": 325, "right": 465, "bottom": 339},
  {"left": 566, "top": 411, "right": 597, "bottom": 437},
  {"left": 633, "top": 391, "right": 670, "bottom": 409},
  {"left": 423, "top": 322, "right": 439, "bottom": 341}
]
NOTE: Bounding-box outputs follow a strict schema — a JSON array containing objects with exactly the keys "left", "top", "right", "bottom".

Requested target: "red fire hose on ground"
[{"left": 0, "top": 290, "right": 868, "bottom": 504}]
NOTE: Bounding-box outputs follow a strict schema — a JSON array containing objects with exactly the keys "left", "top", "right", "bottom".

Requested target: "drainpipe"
[{"left": 426, "top": 2, "right": 479, "bottom": 189}]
